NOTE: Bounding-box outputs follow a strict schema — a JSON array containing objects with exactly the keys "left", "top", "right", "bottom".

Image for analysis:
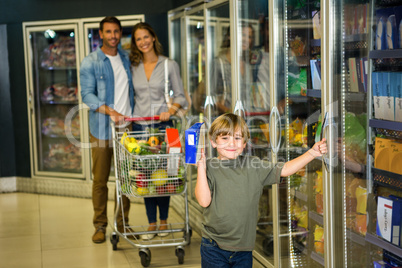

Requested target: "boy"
[{"left": 195, "top": 113, "right": 327, "bottom": 267}]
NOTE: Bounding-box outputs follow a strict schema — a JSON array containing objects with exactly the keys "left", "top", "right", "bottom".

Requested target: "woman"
[{"left": 129, "top": 22, "right": 187, "bottom": 240}]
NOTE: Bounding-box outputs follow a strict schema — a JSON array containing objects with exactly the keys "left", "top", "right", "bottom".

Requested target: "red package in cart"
[
  {"left": 165, "top": 128, "right": 182, "bottom": 153},
  {"left": 165, "top": 128, "right": 182, "bottom": 177}
]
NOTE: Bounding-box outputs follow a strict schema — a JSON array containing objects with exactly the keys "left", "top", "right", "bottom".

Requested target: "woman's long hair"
[{"left": 130, "top": 22, "right": 163, "bottom": 66}]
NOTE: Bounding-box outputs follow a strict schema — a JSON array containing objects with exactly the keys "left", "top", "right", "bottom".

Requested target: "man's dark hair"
[{"left": 100, "top": 16, "right": 122, "bottom": 31}]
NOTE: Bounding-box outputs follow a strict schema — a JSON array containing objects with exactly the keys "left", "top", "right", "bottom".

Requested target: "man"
[{"left": 80, "top": 16, "right": 134, "bottom": 243}]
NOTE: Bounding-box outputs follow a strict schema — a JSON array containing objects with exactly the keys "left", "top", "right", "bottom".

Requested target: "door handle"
[
  {"left": 269, "top": 106, "right": 281, "bottom": 154},
  {"left": 321, "top": 112, "right": 338, "bottom": 172}
]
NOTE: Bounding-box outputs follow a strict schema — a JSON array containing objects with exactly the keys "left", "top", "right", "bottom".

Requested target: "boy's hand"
[
  {"left": 310, "top": 138, "right": 327, "bottom": 157},
  {"left": 197, "top": 148, "right": 206, "bottom": 172}
]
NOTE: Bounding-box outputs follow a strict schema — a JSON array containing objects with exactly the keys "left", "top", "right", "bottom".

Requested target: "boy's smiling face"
[{"left": 211, "top": 129, "right": 246, "bottom": 160}]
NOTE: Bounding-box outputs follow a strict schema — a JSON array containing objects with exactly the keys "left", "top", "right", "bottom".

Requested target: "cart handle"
[
  {"left": 124, "top": 115, "right": 180, "bottom": 122},
  {"left": 125, "top": 116, "right": 160, "bottom": 122}
]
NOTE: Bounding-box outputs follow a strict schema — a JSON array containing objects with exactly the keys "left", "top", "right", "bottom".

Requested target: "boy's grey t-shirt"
[{"left": 203, "top": 155, "right": 284, "bottom": 252}]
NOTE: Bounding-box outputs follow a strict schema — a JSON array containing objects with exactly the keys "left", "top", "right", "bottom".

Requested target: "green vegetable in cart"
[
  {"left": 178, "top": 165, "right": 185, "bottom": 178},
  {"left": 148, "top": 127, "right": 160, "bottom": 134},
  {"left": 148, "top": 184, "right": 156, "bottom": 194},
  {"left": 138, "top": 142, "right": 155, "bottom": 155},
  {"left": 176, "top": 184, "right": 184, "bottom": 193},
  {"left": 137, "top": 158, "right": 158, "bottom": 170},
  {"left": 160, "top": 142, "right": 167, "bottom": 154},
  {"left": 121, "top": 184, "right": 130, "bottom": 194}
]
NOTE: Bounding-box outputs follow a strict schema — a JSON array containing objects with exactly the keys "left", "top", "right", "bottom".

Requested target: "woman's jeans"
[
  {"left": 200, "top": 237, "right": 253, "bottom": 268},
  {"left": 144, "top": 196, "right": 170, "bottom": 223}
]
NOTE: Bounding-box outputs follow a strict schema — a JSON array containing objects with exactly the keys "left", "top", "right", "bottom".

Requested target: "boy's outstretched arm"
[
  {"left": 281, "top": 138, "right": 327, "bottom": 177},
  {"left": 195, "top": 149, "right": 212, "bottom": 207}
]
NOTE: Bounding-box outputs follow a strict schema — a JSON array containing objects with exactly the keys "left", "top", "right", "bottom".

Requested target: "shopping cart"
[{"left": 110, "top": 116, "right": 191, "bottom": 267}]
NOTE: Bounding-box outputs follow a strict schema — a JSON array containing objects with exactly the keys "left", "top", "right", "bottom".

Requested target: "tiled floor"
[{"left": 0, "top": 192, "right": 202, "bottom": 268}]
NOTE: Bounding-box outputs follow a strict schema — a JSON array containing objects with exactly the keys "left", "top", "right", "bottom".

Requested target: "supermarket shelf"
[
  {"left": 346, "top": 229, "right": 366, "bottom": 246},
  {"left": 310, "top": 39, "right": 321, "bottom": 47},
  {"left": 366, "top": 233, "right": 402, "bottom": 257},
  {"left": 294, "top": 190, "right": 308, "bottom": 202},
  {"left": 369, "top": 49, "right": 402, "bottom": 59},
  {"left": 309, "top": 211, "right": 323, "bottom": 225},
  {"left": 43, "top": 134, "right": 81, "bottom": 140},
  {"left": 369, "top": 119, "right": 402, "bottom": 139},
  {"left": 310, "top": 251, "right": 325, "bottom": 266},
  {"left": 42, "top": 66, "right": 77, "bottom": 70},
  {"left": 288, "top": 94, "right": 308, "bottom": 103},
  {"left": 307, "top": 89, "right": 321, "bottom": 98},
  {"left": 345, "top": 92, "right": 366, "bottom": 102},
  {"left": 372, "top": 167, "right": 402, "bottom": 191},
  {"left": 344, "top": 33, "right": 368, "bottom": 43},
  {"left": 293, "top": 241, "right": 308, "bottom": 255},
  {"left": 306, "top": 90, "right": 365, "bottom": 101},
  {"left": 41, "top": 100, "right": 78, "bottom": 105},
  {"left": 369, "top": 119, "right": 402, "bottom": 131}
]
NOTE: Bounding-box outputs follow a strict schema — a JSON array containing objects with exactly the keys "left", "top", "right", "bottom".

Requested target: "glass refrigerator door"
[
  {"left": 182, "top": 7, "right": 206, "bottom": 203},
  {"left": 169, "top": 14, "right": 183, "bottom": 72},
  {"left": 235, "top": 2, "right": 271, "bottom": 160},
  {"left": 233, "top": 0, "right": 275, "bottom": 265},
  {"left": 336, "top": 0, "right": 371, "bottom": 266},
  {"left": 206, "top": 0, "right": 230, "bottom": 122},
  {"left": 275, "top": 0, "right": 324, "bottom": 266},
  {"left": 24, "top": 23, "right": 84, "bottom": 178}
]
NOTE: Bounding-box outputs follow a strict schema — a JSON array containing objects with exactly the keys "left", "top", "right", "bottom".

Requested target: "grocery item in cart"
[{"left": 116, "top": 129, "right": 185, "bottom": 198}]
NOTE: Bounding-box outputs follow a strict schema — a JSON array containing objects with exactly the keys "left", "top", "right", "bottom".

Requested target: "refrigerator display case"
[
  {"left": 270, "top": 0, "right": 325, "bottom": 267},
  {"left": 23, "top": 21, "right": 84, "bottom": 178},
  {"left": 167, "top": 0, "right": 400, "bottom": 266},
  {"left": 325, "top": 0, "right": 371, "bottom": 266},
  {"left": 273, "top": 0, "right": 375, "bottom": 266},
  {"left": 365, "top": 0, "right": 402, "bottom": 266}
]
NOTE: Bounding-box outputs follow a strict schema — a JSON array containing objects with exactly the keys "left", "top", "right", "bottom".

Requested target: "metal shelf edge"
[{"left": 365, "top": 233, "right": 402, "bottom": 257}]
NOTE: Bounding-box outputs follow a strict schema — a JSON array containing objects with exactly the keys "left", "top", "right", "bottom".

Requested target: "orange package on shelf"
[
  {"left": 355, "top": 214, "right": 367, "bottom": 235},
  {"left": 390, "top": 140, "right": 402, "bottom": 175},
  {"left": 374, "top": 137, "right": 393, "bottom": 171}
]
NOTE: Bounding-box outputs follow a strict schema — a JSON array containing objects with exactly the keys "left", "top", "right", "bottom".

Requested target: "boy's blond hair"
[{"left": 209, "top": 113, "right": 250, "bottom": 143}]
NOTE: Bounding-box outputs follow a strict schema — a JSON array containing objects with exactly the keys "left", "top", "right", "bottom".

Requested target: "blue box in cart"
[{"left": 185, "top": 122, "right": 206, "bottom": 165}]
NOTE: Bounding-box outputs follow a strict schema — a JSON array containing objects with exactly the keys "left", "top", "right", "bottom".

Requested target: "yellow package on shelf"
[
  {"left": 374, "top": 137, "right": 393, "bottom": 171},
  {"left": 390, "top": 140, "right": 402, "bottom": 175}
]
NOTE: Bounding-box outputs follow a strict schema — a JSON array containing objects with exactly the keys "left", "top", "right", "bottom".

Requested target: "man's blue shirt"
[{"left": 80, "top": 48, "right": 134, "bottom": 140}]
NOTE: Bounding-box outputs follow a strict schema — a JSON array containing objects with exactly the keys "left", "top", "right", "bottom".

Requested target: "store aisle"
[{"left": 0, "top": 192, "right": 202, "bottom": 268}]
